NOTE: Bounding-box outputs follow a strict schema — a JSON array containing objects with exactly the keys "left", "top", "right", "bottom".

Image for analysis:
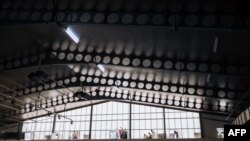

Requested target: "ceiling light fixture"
[
  {"left": 11, "top": 99, "right": 16, "bottom": 105},
  {"left": 213, "top": 36, "right": 219, "bottom": 53},
  {"left": 65, "top": 27, "right": 79, "bottom": 44},
  {"left": 73, "top": 91, "right": 90, "bottom": 100},
  {"left": 97, "top": 64, "right": 105, "bottom": 73},
  {"left": 28, "top": 70, "right": 49, "bottom": 84},
  {"left": 206, "top": 74, "right": 211, "bottom": 83},
  {"left": 113, "top": 86, "right": 119, "bottom": 91},
  {"left": 113, "top": 80, "right": 120, "bottom": 91}
]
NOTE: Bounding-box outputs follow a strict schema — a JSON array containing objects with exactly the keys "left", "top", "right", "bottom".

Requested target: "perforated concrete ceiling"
[{"left": 0, "top": 0, "right": 250, "bottom": 125}]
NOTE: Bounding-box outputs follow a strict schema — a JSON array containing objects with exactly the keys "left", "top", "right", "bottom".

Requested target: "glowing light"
[
  {"left": 65, "top": 27, "right": 79, "bottom": 43},
  {"left": 97, "top": 64, "right": 105, "bottom": 72}
]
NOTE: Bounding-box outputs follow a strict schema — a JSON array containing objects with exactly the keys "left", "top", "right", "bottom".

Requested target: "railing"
[
  {"left": 233, "top": 106, "right": 250, "bottom": 125},
  {"left": 4, "top": 139, "right": 223, "bottom": 141}
]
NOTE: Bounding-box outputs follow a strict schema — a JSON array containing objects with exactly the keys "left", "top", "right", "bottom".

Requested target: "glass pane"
[
  {"left": 123, "top": 120, "right": 129, "bottom": 129},
  {"left": 175, "top": 112, "right": 181, "bottom": 118},
  {"left": 102, "top": 121, "right": 106, "bottom": 130},
  {"left": 156, "top": 113, "right": 162, "bottom": 119},
  {"left": 187, "top": 112, "right": 193, "bottom": 118},
  {"left": 140, "top": 113, "right": 146, "bottom": 119},
  {"left": 140, "top": 106, "right": 145, "bottom": 113},
  {"left": 133, "top": 105, "right": 140, "bottom": 113},
  {"left": 187, "top": 119, "right": 194, "bottom": 128},
  {"left": 157, "top": 120, "right": 163, "bottom": 129},
  {"left": 145, "top": 106, "right": 151, "bottom": 113},
  {"left": 169, "top": 119, "right": 175, "bottom": 129},
  {"left": 22, "top": 101, "right": 201, "bottom": 140},
  {"left": 188, "top": 129, "right": 195, "bottom": 138},
  {"left": 193, "top": 113, "right": 199, "bottom": 117},
  {"left": 180, "top": 112, "right": 186, "bottom": 118},
  {"left": 151, "top": 107, "right": 157, "bottom": 113},
  {"left": 152, "top": 120, "right": 158, "bottom": 129},
  {"left": 181, "top": 119, "right": 188, "bottom": 128},
  {"left": 140, "top": 120, "right": 145, "bottom": 129},
  {"left": 134, "top": 120, "right": 139, "bottom": 129},
  {"left": 194, "top": 118, "right": 200, "bottom": 128},
  {"left": 182, "top": 129, "right": 188, "bottom": 138},
  {"left": 146, "top": 120, "right": 151, "bottom": 129},
  {"left": 175, "top": 119, "right": 181, "bottom": 128}
]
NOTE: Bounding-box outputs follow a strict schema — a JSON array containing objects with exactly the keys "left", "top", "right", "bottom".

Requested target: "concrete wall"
[
  {"left": 200, "top": 114, "right": 230, "bottom": 138},
  {"left": 0, "top": 123, "right": 20, "bottom": 133}
]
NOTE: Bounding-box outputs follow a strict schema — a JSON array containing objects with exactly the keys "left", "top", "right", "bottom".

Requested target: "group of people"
[
  {"left": 117, "top": 127, "right": 128, "bottom": 139},
  {"left": 144, "top": 130, "right": 178, "bottom": 139},
  {"left": 70, "top": 128, "right": 129, "bottom": 139}
]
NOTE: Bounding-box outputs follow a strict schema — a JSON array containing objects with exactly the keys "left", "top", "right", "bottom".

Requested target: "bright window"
[{"left": 22, "top": 101, "right": 201, "bottom": 140}]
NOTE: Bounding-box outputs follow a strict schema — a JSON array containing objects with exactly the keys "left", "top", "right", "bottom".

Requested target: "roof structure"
[{"left": 0, "top": 0, "right": 250, "bottom": 126}]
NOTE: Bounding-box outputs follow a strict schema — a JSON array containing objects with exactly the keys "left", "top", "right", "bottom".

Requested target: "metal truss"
[
  {"left": 1, "top": 43, "right": 250, "bottom": 78},
  {"left": 0, "top": 45, "right": 249, "bottom": 99},
  {"left": 1, "top": 0, "right": 250, "bottom": 123},
  {"left": 7, "top": 71, "right": 247, "bottom": 116},
  {"left": 1, "top": 88, "right": 234, "bottom": 121},
  {"left": 13, "top": 72, "right": 248, "bottom": 103},
  {"left": 0, "top": 45, "right": 249, "bottom": 117}
]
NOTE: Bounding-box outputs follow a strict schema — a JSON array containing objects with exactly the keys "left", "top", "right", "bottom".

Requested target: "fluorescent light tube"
[
  {"left": 97, "top": 64, "right": 105, "bottom": 72},
  {"left": 213, "top": 36, "right": 219, "bottom": 53},
  {"left": 65, "top": 27, "right": 79, "bottom": 43},
  {"left": 206, "top": 74, "right": 211, "bottom": 83}
]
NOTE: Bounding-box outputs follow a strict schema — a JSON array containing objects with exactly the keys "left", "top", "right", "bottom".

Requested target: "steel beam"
[{"left": 14, "top": 73, "right": 249, "bottom": 103}]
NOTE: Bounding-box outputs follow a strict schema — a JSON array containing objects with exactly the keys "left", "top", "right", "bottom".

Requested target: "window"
[
  {"left": 165, "top": 110, "right": 201, "bottom": 139},
  {"left": 54, "top": 106, "right": 91, "bottom": 139},
  {"left": 92, "top": 102, "right": 129, "bottom": 139},
  {"left": 131, "top": 104, "right": 164, "bottom": 139},
  {"left": 22, "top": 116, "right": 53, "bottom": 140},
  {"left": 22, "top": 101, "right": 201, "bottom": 140}
]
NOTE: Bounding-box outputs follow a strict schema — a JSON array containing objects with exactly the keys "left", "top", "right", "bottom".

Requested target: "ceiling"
[{"left": 0, "top": 0, "right": 250, "bottom": 126}]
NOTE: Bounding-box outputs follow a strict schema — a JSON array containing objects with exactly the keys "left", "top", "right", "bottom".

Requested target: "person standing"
[
  {"left": 118, "top": 127, "right": 122, "bottom": 139},
  {"left": 72, "top": 131, "right": 78, "bottom": 139},
  {"left": 122, "top": 128, "right": 128, "bottom": 139},
  {"left": 148, "top": 132, "right": 152, "bottom": 139}
]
